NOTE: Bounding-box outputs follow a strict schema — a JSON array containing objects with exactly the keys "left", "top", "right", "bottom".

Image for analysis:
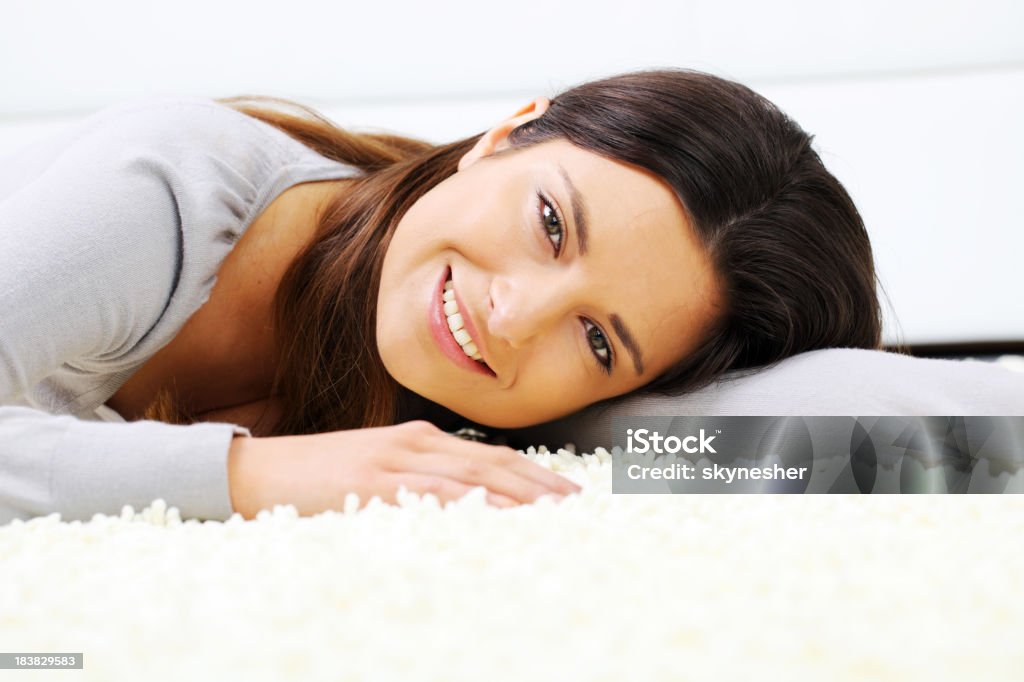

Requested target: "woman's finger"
[
  {"left": 388, "top": 421, "right": 578, "bottom": 496},
  {"left": 436, "top": 435, "right": 582, "bottom": 496},
  {"left": 390, "top": 450, "right": 570, "bottom": 504}
]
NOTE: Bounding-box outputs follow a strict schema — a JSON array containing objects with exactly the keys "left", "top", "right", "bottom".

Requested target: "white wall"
[{"left": 2, "top": 0, "right": 1022, "bottom": 345}]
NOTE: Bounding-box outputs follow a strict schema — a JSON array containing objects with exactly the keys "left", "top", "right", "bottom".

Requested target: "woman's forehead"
[
  {"left": 516, "top": 141, "right": 686, "bottom": 219},
  {"left": 527, "top": 143, "right": 697, "bottom": 257}
]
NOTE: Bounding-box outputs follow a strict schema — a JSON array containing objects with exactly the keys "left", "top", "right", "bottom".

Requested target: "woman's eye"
[
  {"left": 533, "top": 191, "right": 610, "bottom": 374},
  {"left": 536, "top": 191, "right": 564, "bottom": 256},
  {"left": 583, "top": 319, "right": 613, "bottom": 374}
]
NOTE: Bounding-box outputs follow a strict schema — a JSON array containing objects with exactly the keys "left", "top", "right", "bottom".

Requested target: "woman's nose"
[{"left": 487, "top": 273, "right": 571, "bottom": 349}]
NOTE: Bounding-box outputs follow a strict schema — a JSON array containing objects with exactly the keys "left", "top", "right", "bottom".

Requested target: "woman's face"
[{"left": 376, "top": 100, "right": 721, "bottom": 428}]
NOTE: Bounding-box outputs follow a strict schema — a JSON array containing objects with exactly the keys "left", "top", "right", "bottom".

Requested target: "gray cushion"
[{"left": 505, "top": 349, "right": 1024, "bottom": 452}]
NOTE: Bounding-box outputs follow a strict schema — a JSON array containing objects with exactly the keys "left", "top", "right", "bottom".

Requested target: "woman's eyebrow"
[
  {"left": 556, "top": 163, "right": 589, "bottom": 256},
  {"left": 611, "top": 314, "right": 644, "bottom": 376},
  {"left": 556, "top": 162, "right": 644, "bottom": 377}
]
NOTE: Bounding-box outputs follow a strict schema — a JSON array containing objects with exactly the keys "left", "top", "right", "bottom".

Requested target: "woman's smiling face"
[{"left": 376, "top": 100, "right": 722, "bottom": 428}]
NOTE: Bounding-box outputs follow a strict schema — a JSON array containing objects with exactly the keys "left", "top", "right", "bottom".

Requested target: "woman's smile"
[{"left": 429, "top": 265, "right": 497, "bottom": 378}]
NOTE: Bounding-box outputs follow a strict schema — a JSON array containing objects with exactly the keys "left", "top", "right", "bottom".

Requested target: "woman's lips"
[
  {"left": 450, "top": 277, "right": 492, "bottom": 370},
  {"left": 430, "top": 266, "right": 496, "bottom": 377}
]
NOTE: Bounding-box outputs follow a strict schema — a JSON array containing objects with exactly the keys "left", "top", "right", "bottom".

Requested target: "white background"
[{"left": 1, "top": 0, "right": 1021, "bottom": 345}]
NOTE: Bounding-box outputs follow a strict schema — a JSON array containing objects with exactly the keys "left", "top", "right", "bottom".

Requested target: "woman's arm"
[{"left": 0, "top": 100, "right": 263, "bottom": 524}]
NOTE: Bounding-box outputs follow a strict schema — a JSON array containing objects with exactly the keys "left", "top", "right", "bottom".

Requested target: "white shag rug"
[{"left": 2, "top": 357, "right": 1023, "bottom": 682}]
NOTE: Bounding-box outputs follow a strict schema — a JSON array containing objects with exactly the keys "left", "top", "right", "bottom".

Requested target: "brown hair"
[{"left": 145, "top": 68, "right": 881, "bottom": 434}]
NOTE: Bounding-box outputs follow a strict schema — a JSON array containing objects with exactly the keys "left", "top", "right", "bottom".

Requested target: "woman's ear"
[{"left": 457, "top": 97, "right": 551, "bottom": 172}]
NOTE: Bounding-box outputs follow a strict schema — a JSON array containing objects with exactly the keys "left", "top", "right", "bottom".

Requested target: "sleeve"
[
  {"left": 0, "top": 406, "right": 248, "bottom": 524},
  {"left": 1, "top": 102, "right": 189, "bottom": 390},
  {"left": 0, "top": 99, "right": 253, "bottom": 525}
]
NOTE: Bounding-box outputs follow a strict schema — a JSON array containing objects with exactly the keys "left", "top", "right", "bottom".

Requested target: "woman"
[{"left": 0, "top": 69, "right": 880, "bottom": 524}]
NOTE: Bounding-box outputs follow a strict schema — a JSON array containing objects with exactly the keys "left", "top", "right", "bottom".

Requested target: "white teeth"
[{"left": 443, "top": 275, "right": 487, "bottom": 365}]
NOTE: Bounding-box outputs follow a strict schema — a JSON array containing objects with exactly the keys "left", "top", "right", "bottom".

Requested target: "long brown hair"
[{"left": 145, "top": 68, "right": 882, "bottom": 434}]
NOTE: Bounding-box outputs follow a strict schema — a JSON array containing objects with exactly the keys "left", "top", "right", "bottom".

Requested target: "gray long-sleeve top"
[{"left": 0, "top": 97, "right": 359, "bottom": 524}]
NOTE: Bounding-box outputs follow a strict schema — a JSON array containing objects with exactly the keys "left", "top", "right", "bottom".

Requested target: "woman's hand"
[{"left": 227, "top": 420, "right": 581, "bottom": 519}]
